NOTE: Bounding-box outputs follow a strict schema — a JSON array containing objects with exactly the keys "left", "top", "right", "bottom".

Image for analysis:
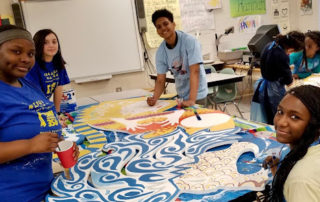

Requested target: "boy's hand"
[
  {"left": 181, "top": 100, "right": 195, "bottom": 107},
  {"left": 147, "top": 96, "right": 157, "bottom": 106}
]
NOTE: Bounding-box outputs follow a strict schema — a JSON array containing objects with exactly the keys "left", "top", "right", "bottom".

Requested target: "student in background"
[
  {"left": 252, "top": 31, "right": 305, "bottom": 124},
  {"left": 26, "top": 29, "right": 70, "bottom": 113},
  {"left": 0, "top": 25, "right": 78, "bottom": 201},
  {"left": 290, "top": 31, "right": 320, "bottom": 79},
  {"left": 264, "top": 85, "right": 320, "bottom": 201},
  {"left": 146, "top": 9, "right": 208, "bottom": 107}
]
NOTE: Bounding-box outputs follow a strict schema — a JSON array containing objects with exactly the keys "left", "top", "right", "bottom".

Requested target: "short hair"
[
  {"left": 151, "top": 9, "right": 174, "bottom": 26},
  {"left": 33, "top": 29, "right": 66, "bottom": 70}
]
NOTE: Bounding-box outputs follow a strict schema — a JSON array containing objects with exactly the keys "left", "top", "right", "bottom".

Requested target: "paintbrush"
[
  {"left": 64, "top": 168, "right": 71, "bottom": 180},
  {"left": 193, "top": 108, "right": 201, "bottom": 121},
  {"left": 189, "top": 106, "right": 201, "bottom": 121}
]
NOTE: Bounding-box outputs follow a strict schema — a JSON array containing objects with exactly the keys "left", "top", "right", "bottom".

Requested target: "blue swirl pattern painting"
[{"left": 46, "top": 125, "right": 284, "bottom": 201}]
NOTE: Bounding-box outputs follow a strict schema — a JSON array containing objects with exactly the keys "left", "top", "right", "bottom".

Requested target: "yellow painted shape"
[
  {"left": 73, "top": 123, "right": 88, "bottom": 127},
  {"left": 160, "top": 93, "right": 177, "bottom": 99},
  {"left": 209, "top": 117, "right": 235, "bottom": 131},
  {"left": 80, "top": 97, "right": 176, "bottom": 121},
  {"left": 88, "top": 144, "right": 105, "bottom": 149},
  {"left": 80, "top": 130, "right": 100, "bottom": 135},
  {"left": 75, "top": 126, "right": 91, "bottom": 131},
  {"left": 79, "top": 149, "right": 91, "bottom": 157},
  {"left": 86, "top": 134, "right": 105, "bottom": 139},
  {"left": 88, "top": 138, "right": 106, "bottom": 143}
]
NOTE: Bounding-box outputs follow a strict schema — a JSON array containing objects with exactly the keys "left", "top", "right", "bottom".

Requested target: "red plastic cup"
[{"left": 56, "top": 140, "right": 77, "bottom": 168}]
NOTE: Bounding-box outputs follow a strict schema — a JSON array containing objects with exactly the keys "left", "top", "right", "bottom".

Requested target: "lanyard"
[{"left": 268, "top": 41, "right": 283, "bottom": 51}]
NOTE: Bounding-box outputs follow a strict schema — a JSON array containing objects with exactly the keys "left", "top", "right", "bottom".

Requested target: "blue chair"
[{"left": 208, "top": 68, "right": 244, "bottom": 118}]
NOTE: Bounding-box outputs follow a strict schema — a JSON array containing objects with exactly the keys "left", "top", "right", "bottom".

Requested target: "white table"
[
  {"left": 149, "top": 73, "right": 245, "bottom": 87},
  {"left": 90, "top": 89, "right": 150, "bottom": 102}
]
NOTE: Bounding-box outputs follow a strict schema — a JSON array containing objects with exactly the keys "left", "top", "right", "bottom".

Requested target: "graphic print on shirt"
[
  {"left": 29, "top": 99, "right": 59, "bottom": 129},
  {"left": 170, "top": 55, "right": 187, "bottom": 75},
  {"left": 44, "top": 69, "right": 59, "bottom": 96}
]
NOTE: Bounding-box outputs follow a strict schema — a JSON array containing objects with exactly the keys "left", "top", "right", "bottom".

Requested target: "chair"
[
  {"left": 204, "top": 65, "right": 218, "bottom": 108},
  {"left": 204, "top": 65, "right": 218, "bottom": 93},
  {"left": 208, "top": 68, "right": 244, "bottom": 118}
]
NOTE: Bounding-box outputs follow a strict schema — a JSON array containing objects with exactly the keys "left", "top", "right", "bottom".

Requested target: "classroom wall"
[
  {"left": 0, "top": 0, "right": 12, "bottom": 16},
  {"left": 1, "top": 0, "right": 320, "bottom": 99},
  {"left": 290, "top": 0, "right": 320, "bottom": 32}
]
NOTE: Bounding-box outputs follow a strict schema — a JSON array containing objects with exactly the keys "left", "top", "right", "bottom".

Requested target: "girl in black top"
[{"left": 252, "top": 31, "right": 305, "bottom": 124}]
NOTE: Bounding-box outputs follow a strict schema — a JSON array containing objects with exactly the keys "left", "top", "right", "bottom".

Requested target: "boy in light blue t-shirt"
[{"left": 147, "top": 9, "right": 208, "bottom": 108}]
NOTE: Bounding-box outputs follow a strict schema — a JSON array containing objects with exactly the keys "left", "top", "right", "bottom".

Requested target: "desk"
[
  {"left": 89, "top": 89, "right": 150, "bottom": 102},
  {"left": 149, "top": 72, "right": 245, "bottom": 87},
  {"left": 287, "top": 74, "right": 320, "bottom": 90},
  {"left": 224, "top": 64, "right": 261, "bottom": 73}
]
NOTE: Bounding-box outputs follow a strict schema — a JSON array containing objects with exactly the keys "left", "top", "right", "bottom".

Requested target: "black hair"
[
  {"left": 275, "top": 31, "right": 305, "bottom": 52},
  {"left": 151, "top": 9, "right": 174, "bottom": 26},
  {"left": 33, "top": 29, "right": 66, "bottom": 70},
  {"left": 300, "top": 31, "right": 320, "bottom": 71},
  {"left": 270, "top": 85, "right": 320, "bottom": 201}
]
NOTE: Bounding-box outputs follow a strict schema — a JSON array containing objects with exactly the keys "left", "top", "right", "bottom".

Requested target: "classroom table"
[
  {"left": 287, "top": 73, "right": 320, "bottom": 90},
  {"left": 89, "top": 88, "right": 150, "bottom": 102},
  {"left": 224, "top": 63, "right": 261, "bottom": 73},
  {"left": 149, "top": 72, "right": 245, "bottom": 87}
]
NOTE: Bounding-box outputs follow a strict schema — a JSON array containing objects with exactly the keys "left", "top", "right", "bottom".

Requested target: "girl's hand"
[
  {"left": 263, "top": 156, "right": 280, "bottom": 176},
  {"left": 30, "top": 132, "right": 60, "bottom": 153},
  {"left": 293, "top": 74, "right": 299, "bottom": 80},
  {"left": 72, "top": 142, "right": 80, "bottom": 162}
]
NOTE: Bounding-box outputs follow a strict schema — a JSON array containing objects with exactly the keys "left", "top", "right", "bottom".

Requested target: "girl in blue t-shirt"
[
  {"left": 290, "top": 31, "right": 320, "bottom": 79},
  {"left": 0, "top": 25, "right": 79, "bottom": 202},
  {"left": 26, "top": 29, "right": 70, "bottom": 113}
]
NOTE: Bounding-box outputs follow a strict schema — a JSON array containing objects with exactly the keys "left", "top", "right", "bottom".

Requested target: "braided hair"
[
  {"left": 300, "top": 31, "right": 320, "bottom": 71},
  {"left": 270, "top": 85, "right": 320, "bottom": 202}
]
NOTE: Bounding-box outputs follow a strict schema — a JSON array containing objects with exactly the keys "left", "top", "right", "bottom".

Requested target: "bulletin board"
[{"left": 21, "top": 0, "right": 144, "bottom": 82}]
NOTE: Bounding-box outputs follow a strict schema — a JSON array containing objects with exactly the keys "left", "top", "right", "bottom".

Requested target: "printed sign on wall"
[{"left": 229, "top": 0, "right": 266, "bottom": 17}]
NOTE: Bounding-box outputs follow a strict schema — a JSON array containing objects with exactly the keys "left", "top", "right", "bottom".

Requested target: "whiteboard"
[{"left": 21, "top": 0, "right": 144, "bottom": 81}]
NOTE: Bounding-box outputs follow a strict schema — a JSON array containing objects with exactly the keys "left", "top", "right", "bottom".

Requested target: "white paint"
[{"left": 180, "top": 113, "right": 231, "bottom": 128}]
